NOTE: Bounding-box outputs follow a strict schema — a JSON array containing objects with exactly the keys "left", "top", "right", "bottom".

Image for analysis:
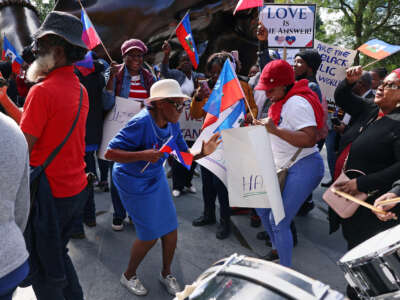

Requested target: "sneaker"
[
  {"left": 216, "top": 219, "right": 230, "bottom": 240},
  {"left": 185, "top": 186, "right": 196, "bottom": 193},
  {"left": 192, "top": 215, "right": 216, "bottom": 227},
  {"left": 120, "top": 273, "right": 148, "bottom": 296},
  {"left": 159, "top": 273, "right": 181, "bottom": 295},
  {"left": 297, "top": 200, "right": 315, "bottom": 216},
  {"left": 172, "top": 189, "right": 181, "bottom": 197},
  {"left": 112, "top": 218, "right": 124, "bottom": 231}
]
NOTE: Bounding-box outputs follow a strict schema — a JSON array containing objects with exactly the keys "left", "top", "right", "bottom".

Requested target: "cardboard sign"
[
  {"left": 222, "top": 126, "right": 285, "bottom": 224},
  {"left": 314, "top": 40, "right": 357, "bottom": 113},
  {"left": 98, "top": 96, "right": 142, "bottom": 160},
  {"left": 178, "top": 106, "right": 203, "bottom": 142},
  {"left": 260, "top": 4, "right": 316, "bottom": 48}
]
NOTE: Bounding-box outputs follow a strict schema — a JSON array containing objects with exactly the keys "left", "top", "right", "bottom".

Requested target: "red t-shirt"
[{"left": 20, "top": 66, "right": 89, "bottom": 198}]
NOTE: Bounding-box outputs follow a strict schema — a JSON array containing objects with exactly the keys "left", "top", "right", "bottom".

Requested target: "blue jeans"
[
  {"left": 32, "top": 187, "right": 88, "bottom": 300},
  {"left": 110, "top": 162, "right": 126, "bottom": 220},
  {"left": 325, "top": 129, "right": 337, "bottom": 179},
  {"left": 256, "top": 152, "right": 324, "bottom": 267},
  {"left": 0, "top": 260, "right": 29, "bottom": 300}
]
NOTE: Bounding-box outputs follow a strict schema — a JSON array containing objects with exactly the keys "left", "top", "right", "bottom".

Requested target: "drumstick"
[
  {"left": 377, "top": 197, "right": 400, "bottom": 206},
  {"left": 331, "top": 188, "right": 387, "bottom": 214}
]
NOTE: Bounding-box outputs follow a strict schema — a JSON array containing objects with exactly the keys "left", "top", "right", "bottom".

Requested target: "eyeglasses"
[
  {"left": 124, "top": 53, "right": 144, "bottom": 60},
  {"left": 163, "top": 99, "right": 190, "bottom": 111},
  {"left": 379, "top": 81, "right": 400, "bottom": 90}
]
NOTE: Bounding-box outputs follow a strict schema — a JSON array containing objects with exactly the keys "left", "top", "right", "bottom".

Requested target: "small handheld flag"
[
  {"left": 176, "top": 13, "right": 199, "bottom": 69},
  {"left": 160, "top": 136, "right": 193, "bottom": 170},
  {"left": 233, "top": 0, "right": 263, "bottom": 15},
  {"left": 358, "top": 39, "right": 400, "bottom": 60},
  {"left": 81, "top": 8, "right": 101, "bottom": 50},
  {"left": 2, "top": 36, "right": 23, "bottom": 74},
  {"left": 202, "top": 60, "right": 246, "bottom": 130}
]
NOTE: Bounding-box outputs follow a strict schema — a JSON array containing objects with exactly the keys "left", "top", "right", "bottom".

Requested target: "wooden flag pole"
[
  {"left": 167, "top": 10, "right": 190, "bottom": 42},
  {"left": 77, "top": 0, "right": 113, "bottom": 63},
  {"left": 377, "top": 197, "right": 400, "bottom": 206},
  {"left": 363, "top": 59, "right": 380, "bottom": 69},
  {"left": 283, "top": 47, "right": 287, "bottom": 61}
]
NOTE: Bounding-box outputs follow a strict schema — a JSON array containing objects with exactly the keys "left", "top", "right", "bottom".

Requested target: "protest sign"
[
  {"left": 277, "top": 48, "right": 299, "bottom": 65},
  {"left": 259, "top": 4, "right": 316, "bottom": 48},
  {"left": 314, "top": 40, "right": 357, "bottom": 113},
  {"left": 98, "top": 96, "right": 142, "bottom": 160},
  {"left": 178, "top": 106, "right": 203, "bottom": 142},
  {"left": 222, "top": 126, "right": 285, "bottom": 224}
]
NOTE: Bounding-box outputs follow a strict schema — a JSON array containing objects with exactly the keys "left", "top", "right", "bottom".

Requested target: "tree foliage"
[
  {"left": 275, "top": 0, "right": 400, "bottom": 70},
  {"left": 33, "top": 0, "right": 56, "bottom": 23}
]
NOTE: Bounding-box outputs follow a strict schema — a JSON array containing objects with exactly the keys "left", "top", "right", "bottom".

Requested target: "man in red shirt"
[{"left": 0, "top": 11, "right": 89, "bottom": 300}]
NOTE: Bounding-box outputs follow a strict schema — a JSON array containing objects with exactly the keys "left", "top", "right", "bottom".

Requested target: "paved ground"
[{"left": 14, "top": 148, "right": 349, "bottom": 300}]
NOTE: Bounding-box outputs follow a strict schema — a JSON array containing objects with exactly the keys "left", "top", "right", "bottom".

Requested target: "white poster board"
[
  {"left": 260, "top": 4, "right": 316, "bottom": 48},
  {"left": 314, "top": 40, "right": 357, "bottom": 112},
  {"left": 222, "top": 126, "right": 285, "bottom": 224},
  {"left": 98, "top": 96, "right": 142, "bottom": 160},
  {"left": 178, "top": 106, "right": 203, "bottom": 142},
  {"left": 277, "top": 48, "right": 299, "bottom": 65}
]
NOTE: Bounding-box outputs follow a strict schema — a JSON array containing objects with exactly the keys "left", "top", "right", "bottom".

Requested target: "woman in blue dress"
[{"left": 105, "top": 79, "right": 220, "bottom": 296}]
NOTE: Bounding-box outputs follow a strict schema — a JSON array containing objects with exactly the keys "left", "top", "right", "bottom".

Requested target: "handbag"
[
  {"left": 29, "top": 86, "right": 83, "bottom": 212},
  {"left": 322, "top": 169, "right": 368, "bottom": 218},
  {"left": 277, "top": 148, "right": 302, "bottom": 192}
]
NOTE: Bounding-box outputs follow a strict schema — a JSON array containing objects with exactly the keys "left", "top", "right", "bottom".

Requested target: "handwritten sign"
[
  {"left": 260, "top": 4, "right": 316, "bottom": 48},
  {"left": 222, "top": 126, "right": 285, "bottom": 224},
  {"left": 98, "top": 96, "right": 142, "bottom": 160},
  {"left": 178, "top": 106, "right": 203, "bottom": 142},
  {"left": 314, "top": 40, "right": 357, "bottom": 113}
]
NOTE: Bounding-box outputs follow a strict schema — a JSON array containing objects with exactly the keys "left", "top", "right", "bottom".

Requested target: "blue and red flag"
[
  {"left": 202, "top": 59, "right": 246, "bottom": 131},
  {"left": 176, "top": 13, "right": 199, "bottom": 69},
  {"left": 74, "top": 51, "right": 95, "bottom": 76},
  {"left": 160, "top": 136, "right": 193, "bottom": 170},
  {"left": 2, "top": 36, "right": 23, "bottom": 74},
  {"left": 358, "top": 39, "right": 400, "bottom": 60},
  {"left": 233, "top": 0, "right": 263, "bottom": 15},
  {"left": 81, "top": 9, "right": 101, "bottom": 50}
]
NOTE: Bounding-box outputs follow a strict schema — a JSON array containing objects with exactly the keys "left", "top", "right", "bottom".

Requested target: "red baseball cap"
[
  {"left": 255, "top": 60, "right": 295, "bottom": 91},
  {"left": 121, "top": 39, "right": 148, "bottom": 56},
  {"left": 392, "top": 68, "right": 400, "bottom": 80}
]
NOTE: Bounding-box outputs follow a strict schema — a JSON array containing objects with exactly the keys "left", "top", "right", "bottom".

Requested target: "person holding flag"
[
  {"left": 105, "top": 79, "right": 220, "bottom": 296},
  {"left": 190, "top": 51, "right": 257, "bottom": 239}
]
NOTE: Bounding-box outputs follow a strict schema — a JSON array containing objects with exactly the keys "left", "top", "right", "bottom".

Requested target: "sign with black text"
[{"left": 260, "top": 4, "right": 316, "bottom": 48}]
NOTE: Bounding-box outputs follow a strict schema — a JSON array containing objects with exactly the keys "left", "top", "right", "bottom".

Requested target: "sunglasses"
[
  {"left": 163, "top": 99, "right": 190, "bottom": 111},
  {"left": 379, "top": 81, "right": 400, "bottom": 90}
]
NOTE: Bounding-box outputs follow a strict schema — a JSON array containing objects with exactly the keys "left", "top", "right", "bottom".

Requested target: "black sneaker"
[
  {"left": 192, "top": 215, "right": 216, "bottom": 227},
  {"left": 112, "top": 218, "right": 124, "bottom": 231},
  {"left": 216, "top": 220, "right": 230, "bottom": 240},
  {"left": 261, "top": 250, "right": 279, "bottom": 262},
  {"left": 297, "top": 200, "right": 315, "bottom": 216}
]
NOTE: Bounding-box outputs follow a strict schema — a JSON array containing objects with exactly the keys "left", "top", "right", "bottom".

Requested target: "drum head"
[{"left": 340, "top": 224, "right": 400, "bottom": 264}]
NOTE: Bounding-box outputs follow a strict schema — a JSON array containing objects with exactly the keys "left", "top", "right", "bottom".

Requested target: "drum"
[
  {"left": 175, "top": 254, "right": 344, "bottom": 300},
  {"left": 338, "top": 224, "right": 400, "bottom": 299}
]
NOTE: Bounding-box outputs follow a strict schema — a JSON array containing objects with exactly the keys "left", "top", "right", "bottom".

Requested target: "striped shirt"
[{"left": 129, "top": 75, "right": 148, "bottom": 101}]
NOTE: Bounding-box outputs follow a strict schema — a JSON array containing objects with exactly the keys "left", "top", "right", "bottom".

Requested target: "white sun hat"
[{"left": 145, "top": 79, "right": 191, "bottom": 105}]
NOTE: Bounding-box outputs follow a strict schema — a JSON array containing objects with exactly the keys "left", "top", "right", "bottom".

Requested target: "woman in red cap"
[
  {"left": 103, "top": 39, "right": 156, "bottom": 231},
  {"left": 253, "top": 59, "right": 325, "bottom": 267}
]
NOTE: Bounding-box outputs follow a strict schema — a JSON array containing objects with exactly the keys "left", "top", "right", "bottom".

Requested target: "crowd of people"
[{"left": 0, "top": 9, "right": 400, "bottom": 300}]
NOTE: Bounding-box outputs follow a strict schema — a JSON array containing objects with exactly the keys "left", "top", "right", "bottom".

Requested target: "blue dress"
[{"left": 108, "top": 109, "right": 188, "bottom": 241}]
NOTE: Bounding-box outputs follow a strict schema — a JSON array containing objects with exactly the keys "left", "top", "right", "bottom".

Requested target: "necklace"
[{"left": 148, "top": 112, "right": 172, "bottom": 146}]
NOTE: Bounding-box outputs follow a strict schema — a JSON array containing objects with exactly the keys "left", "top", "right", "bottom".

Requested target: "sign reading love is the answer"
[{"left": 259, "top": 4, "right": 316, "bottom": 48}]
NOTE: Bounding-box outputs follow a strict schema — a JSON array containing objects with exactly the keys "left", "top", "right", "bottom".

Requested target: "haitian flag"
[
  {"left": 358, "top": 39, "right": 400, "bottom": 60},
  {"left": 176, "top": 13, "right": 199, "bottom": 69},
  {"left": 233, "top": 0, "right": 263, "bottom": 15},
  {"left": 81, "top": 9, "right": 101, "bottom": 50},
  {"left": 202, "top": 59, "right": 246, "bottom": 131},
  {"left": 2, "top": 37, "right": 23, "bottom": 74},
  {"left": 74, "top": 51, "right": 95, "bottom": 76},
  {"left": 160, "top": 136, "right": 193, "bottom": 170}
]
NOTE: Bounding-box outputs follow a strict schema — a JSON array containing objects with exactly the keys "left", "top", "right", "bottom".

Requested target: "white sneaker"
[
  {"left": 120, "top": 273, "right": 148, "bottom": 296},
  {"left": 172, "top": 189, "right": 181, "bottom": 197},
  {"left": 186, "top": 186, "right": 196, "bottom": 194},
  {"left": 159, "top": 273, "right": 181, "bottom": 295}
]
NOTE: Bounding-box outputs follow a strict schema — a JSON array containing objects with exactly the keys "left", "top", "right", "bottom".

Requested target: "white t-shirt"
[
  {"left": 181, "top": 76, "right": 195, "bottom": 97},
  {"left": 270, "top": 95, "right": 318, "bottom": 169}
]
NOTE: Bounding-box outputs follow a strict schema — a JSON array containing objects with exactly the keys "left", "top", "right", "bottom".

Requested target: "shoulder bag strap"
[
  {"left": 42, "top": 86, "right": 83, "bottom": 170},
  {"left": 282, "top": 148, "right": 303, "bottom": 169}
]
